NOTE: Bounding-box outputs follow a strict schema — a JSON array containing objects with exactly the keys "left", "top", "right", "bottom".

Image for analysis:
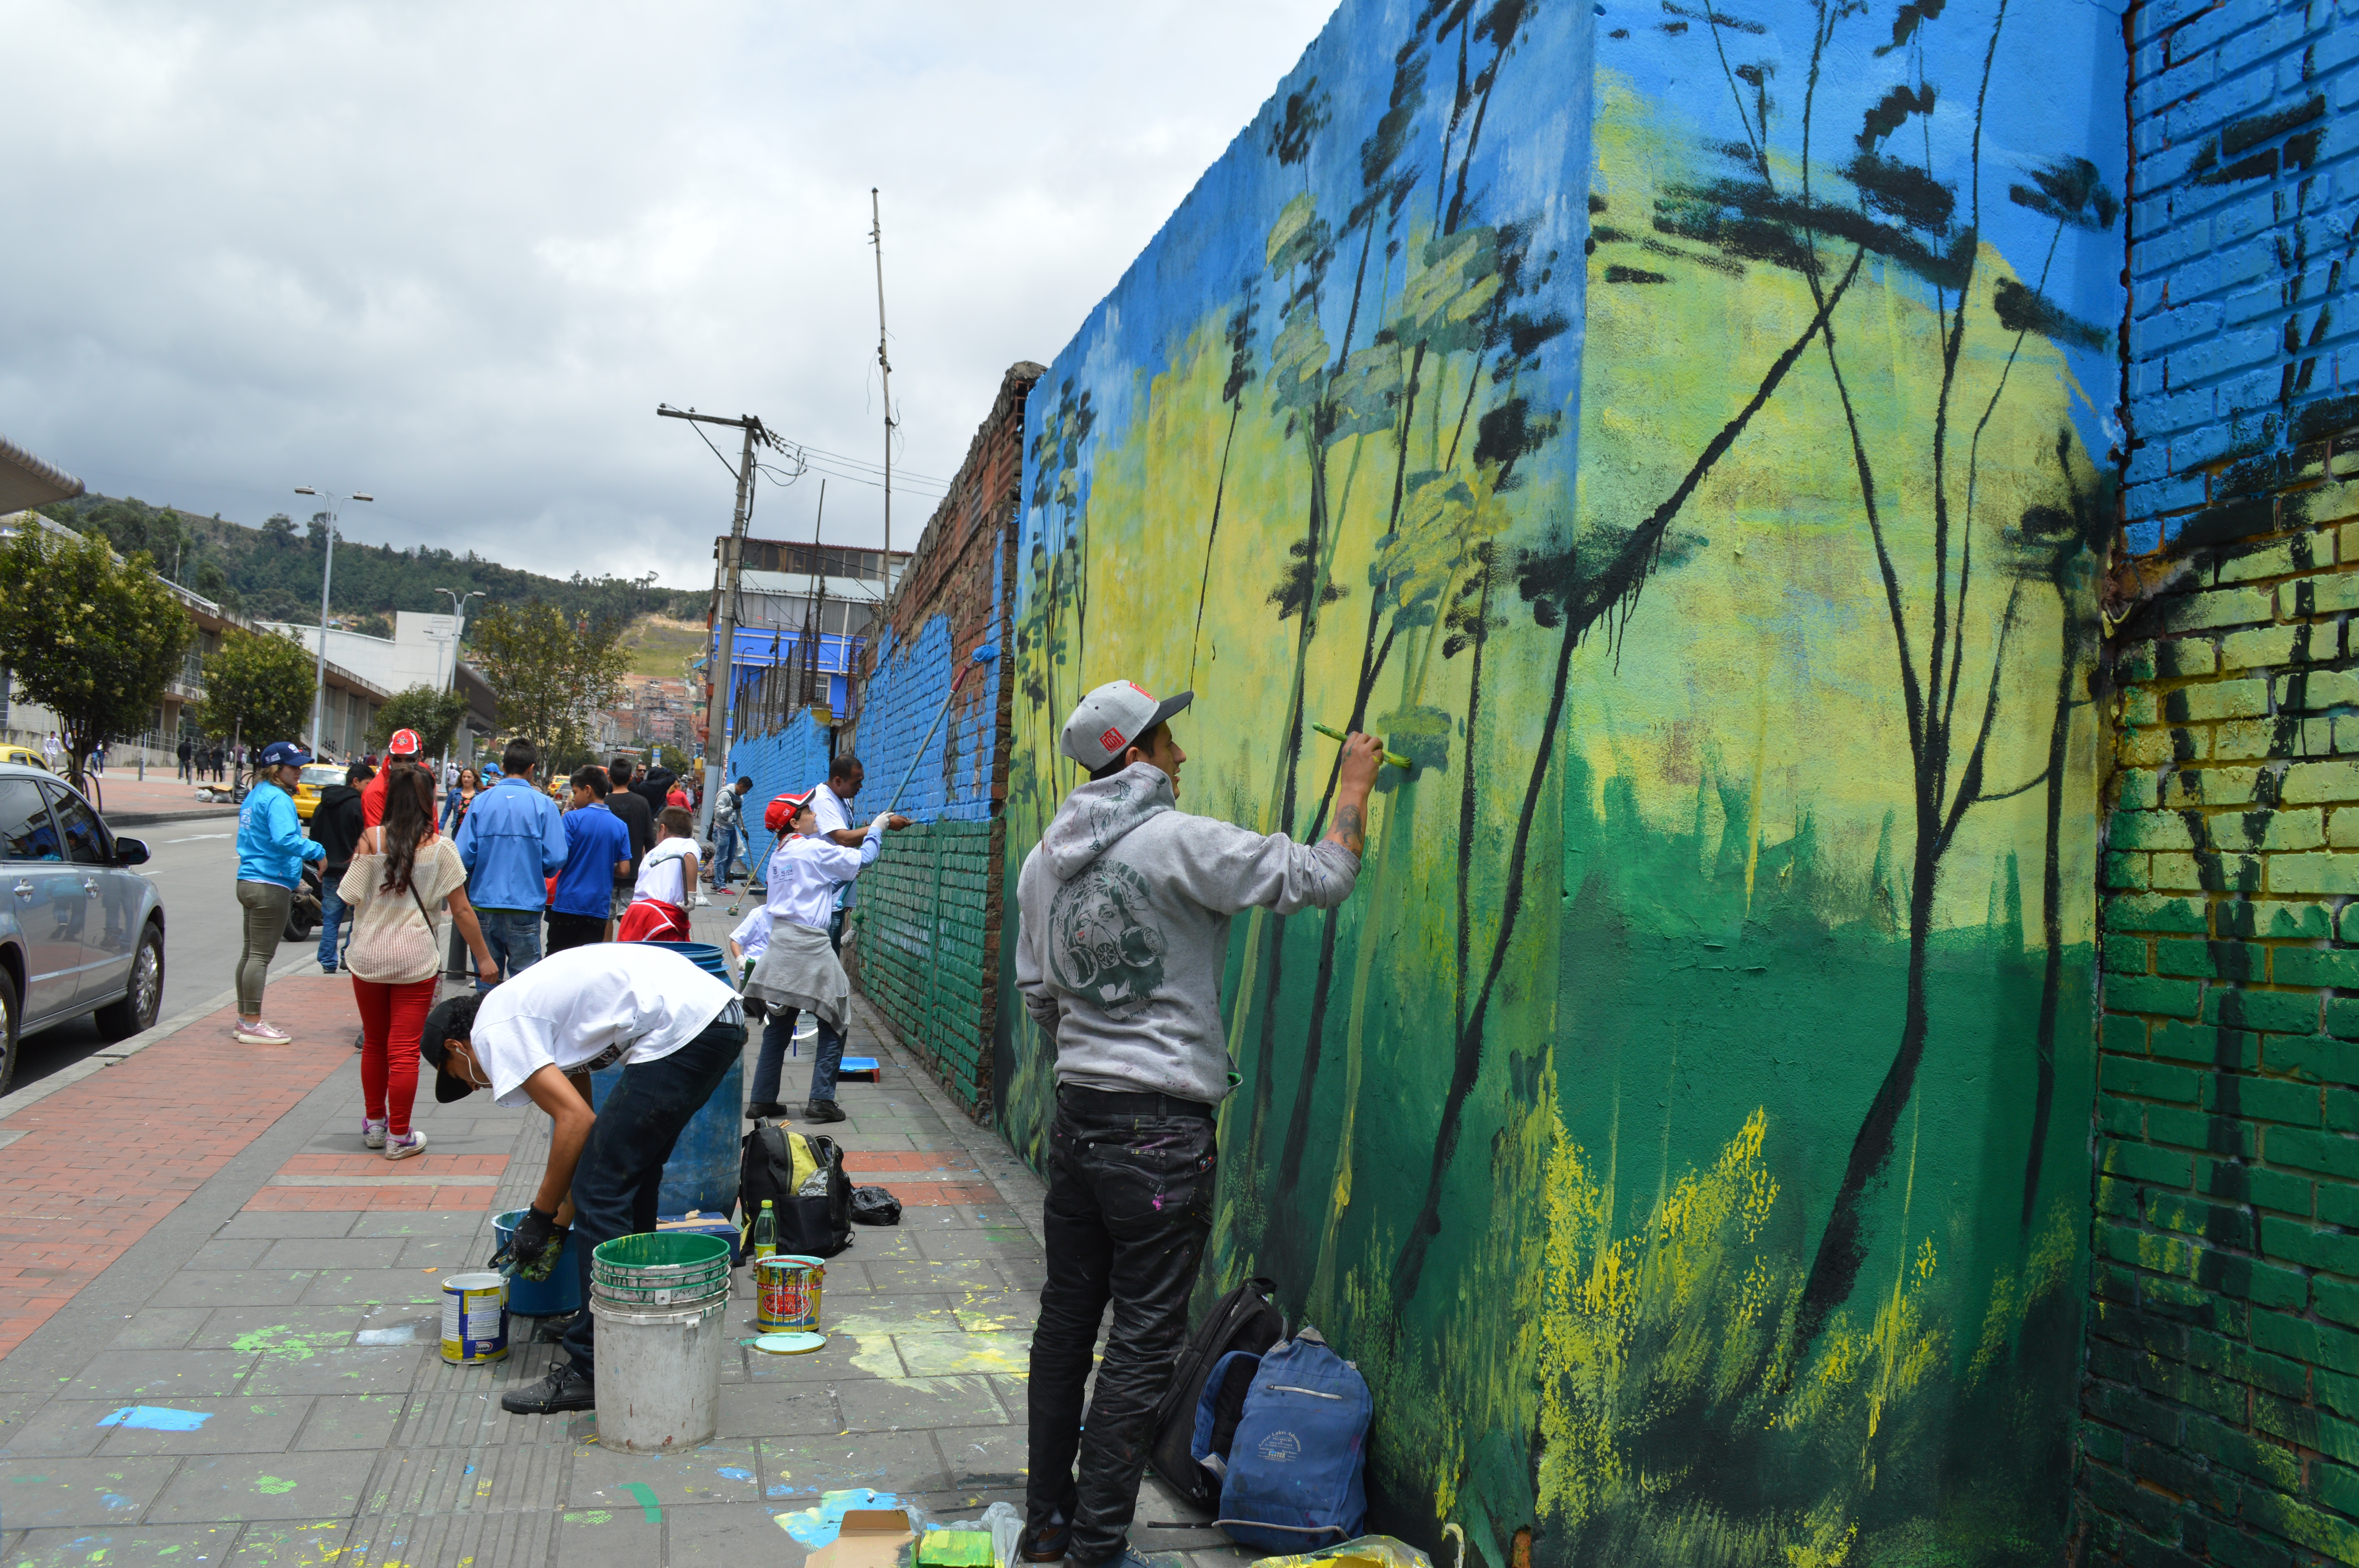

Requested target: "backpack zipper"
[{"left": 1266, "top": 1385, "right": 1344, "bottom": 1399}]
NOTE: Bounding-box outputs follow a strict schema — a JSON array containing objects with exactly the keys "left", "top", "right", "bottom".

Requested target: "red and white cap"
[
  {"left": 387, "top": 728, "right": 423, "bottom": 756},
  {"left": 1060, "top": 680, "right": 1194, "bottom": 770}
]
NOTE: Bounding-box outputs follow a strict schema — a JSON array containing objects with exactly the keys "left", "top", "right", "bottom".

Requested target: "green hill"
[{"left": 37, "top": 494, "right": 708, "bottom": 632}]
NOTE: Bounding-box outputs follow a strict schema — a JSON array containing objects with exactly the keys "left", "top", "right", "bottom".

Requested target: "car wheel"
[
  {"left": 0, "top": 970, "right": 18, "bottom": 1098},
  {"left": 93, "top": 922, "right": 164, "bottom": 1042}
]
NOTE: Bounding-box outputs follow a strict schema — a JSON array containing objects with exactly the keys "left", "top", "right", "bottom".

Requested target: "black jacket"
[
  {"left": 606, "top": 787, "right": 654, "bottom": 884},
  {"left": 309, "top": 784, "right": 366, "bottom": 871},
  {"left": 635, "top": 768, "right": 676, "bottom": 818}
]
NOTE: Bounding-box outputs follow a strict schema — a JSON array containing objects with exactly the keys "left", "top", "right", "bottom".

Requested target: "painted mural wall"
[{"left": 994, "top": 2, "right": 2126, "bottom": 1562}]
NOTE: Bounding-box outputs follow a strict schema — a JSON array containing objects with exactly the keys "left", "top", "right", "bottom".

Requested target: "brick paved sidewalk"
[{"left": 0, "top": 907, "right": 1257, "bottom": 1568}]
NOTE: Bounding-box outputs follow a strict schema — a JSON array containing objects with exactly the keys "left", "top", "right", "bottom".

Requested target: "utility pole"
[
  {"left": 434, "top": 587, "right": 485, "bottom": 787},
  {"left": 871, "top": 189, "right": 894, "bottom": 603},
  {"left": 660, "top": 405, "right": 777, "bottom": 845},
  {"left": 293, "top": 486, "right": 372, "bottom": 757}
]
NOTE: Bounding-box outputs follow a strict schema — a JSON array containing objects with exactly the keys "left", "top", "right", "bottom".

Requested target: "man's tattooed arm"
[{"left": 1326, "top": 802, "right": 1365, "bottom": 857}]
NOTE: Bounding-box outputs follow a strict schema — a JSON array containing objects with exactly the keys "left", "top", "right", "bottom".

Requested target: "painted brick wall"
[
  {"left": 725, "top": 707, "right": 833, "bottom": 878},
  {"left": 842, "top": 361, "right": 1040, "bottom": 1114},
  {"left": 2123, "top": 0, "right": 2359, "bottom": 554},
  {"left": 2090, "top": 483, "right": 2359, "bottom": 1565}
]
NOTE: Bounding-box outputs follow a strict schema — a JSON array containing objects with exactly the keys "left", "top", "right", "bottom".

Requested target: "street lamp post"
[
  {"left": 435, "top": 587, "right": 485, "bottom": 782},
  {"left": 293, "top": 486, "right": 372, "bottom": 757}
]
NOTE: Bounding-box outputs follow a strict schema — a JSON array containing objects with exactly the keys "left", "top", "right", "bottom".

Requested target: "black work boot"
[
  {"left": 500, "top": 1363, "right": 594, "bottom": 1414},
  {"left": 803, "top": 1100, "right": 847, "bottom": 1124}
]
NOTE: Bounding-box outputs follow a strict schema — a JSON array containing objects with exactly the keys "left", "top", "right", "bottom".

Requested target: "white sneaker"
[
  {"left": 362, "top": 1118, "right": 388, "bottom": 1149},
  {"left": 385, "top": 1130, "right": 428, "bottom": 1161},
  {"left": 233, "top": 1020, "right": 291, "bottom": 1044}
]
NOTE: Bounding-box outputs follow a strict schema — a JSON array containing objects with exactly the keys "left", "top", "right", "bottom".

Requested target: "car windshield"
[{"left": 298, "top": 765, "right": 345, "bottom": 786}]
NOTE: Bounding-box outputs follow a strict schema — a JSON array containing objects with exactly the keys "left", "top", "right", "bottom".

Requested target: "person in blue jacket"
[
  {"left": 452, "top": 736, "right": 569, "bottom": 989},
  {"left": 234, "top": 740, "right": 327, "bottom": 1044}
]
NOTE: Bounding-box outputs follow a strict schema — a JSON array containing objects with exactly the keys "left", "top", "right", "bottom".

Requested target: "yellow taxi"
[
  {"left": 0, "top": 745, "right": 52, "bottom": 773},
  {"left": 291, "top": 762, "right": 348, "bottom": 821}
]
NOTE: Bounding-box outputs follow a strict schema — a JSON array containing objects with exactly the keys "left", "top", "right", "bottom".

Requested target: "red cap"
[
  {"left": 388, "top": 729, "right": 422, "bottom": 755},
  {"left": 763, "top": 787, "right": 818, "bottom": 835}
]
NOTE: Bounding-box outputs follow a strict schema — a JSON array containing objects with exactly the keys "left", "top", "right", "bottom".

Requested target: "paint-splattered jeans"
[{"left": 1027, "top": 1086, "right": 1216, "bottom": 1568}]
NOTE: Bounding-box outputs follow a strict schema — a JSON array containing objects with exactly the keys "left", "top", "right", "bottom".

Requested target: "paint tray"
[
  {"left": 918, "top": 1531, "right": 995, "bottom": 1567},
  {"left": 838, "top": 1056, "right": 882, "bottom": 1082}
]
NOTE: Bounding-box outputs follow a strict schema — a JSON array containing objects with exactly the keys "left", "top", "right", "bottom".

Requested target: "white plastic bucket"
[
  {"left": 440, "top": 1271, "right": 508, "bottom": 1365},
  {"left": 589, "top": 1288, "right": 729, "bottom": 1452}
]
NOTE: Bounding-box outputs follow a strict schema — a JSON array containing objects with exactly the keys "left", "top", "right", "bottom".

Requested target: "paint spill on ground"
[
  {"left": 98, "top": 1406, "right": 212, "bottom": 1431},
  {"left": 255, "top": 1476, "right": 298, "bottom": 1494},
  {"left": 563, "top": 1509, "right": 614, "bottom": 1524},
  {"left": 619, "top": 1482, "right": 661, "bottom": 1522},
  {"left": 716, "top": 1466, "right": 754, "bottom": 1481},
  {"left": 774, "top": 1488, "right": 901, "bottom": 1546}
]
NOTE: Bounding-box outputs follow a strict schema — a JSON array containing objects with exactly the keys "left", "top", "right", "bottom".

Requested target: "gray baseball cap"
[{"left": 1061, "top": 680, "right": 1194, "bottom": 769}]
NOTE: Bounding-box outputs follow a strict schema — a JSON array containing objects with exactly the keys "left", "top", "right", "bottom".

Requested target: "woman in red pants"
[{"left": 341, "top": 768, "right": 499, "bottom": 1156}]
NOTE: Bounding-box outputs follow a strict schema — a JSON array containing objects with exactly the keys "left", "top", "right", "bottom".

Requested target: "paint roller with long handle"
[{"left": 884, "top": 643, "right": 1001, "bottom": 814}]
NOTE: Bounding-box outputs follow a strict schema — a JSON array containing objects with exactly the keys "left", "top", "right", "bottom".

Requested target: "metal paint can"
[
  {"left": 440, "top": 1270, "right": 509, "bottom": 1365},
  {"left": 755, "top": 1254, "right": 825, "bottom": 1332}
]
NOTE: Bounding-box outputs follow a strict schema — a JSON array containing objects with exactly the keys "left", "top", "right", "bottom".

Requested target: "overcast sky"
[{"left": 0, "top": 1, "right": 1336, "bottom": 588}]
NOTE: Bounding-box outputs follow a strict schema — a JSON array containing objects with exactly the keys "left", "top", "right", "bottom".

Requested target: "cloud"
[{"left": 0, "top": 0, "right": 1337, "bottom": 585}]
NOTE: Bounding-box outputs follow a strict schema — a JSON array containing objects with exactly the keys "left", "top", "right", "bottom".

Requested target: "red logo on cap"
[
  {"left": 1100, "top": 727, "right": 1125, "bottom": 753},
  {"left": 1126, "top": 682, "right": 1150, "bottom": 696},
  {"left": 389, "top": 729, "right": 422, "bottom": 754}
]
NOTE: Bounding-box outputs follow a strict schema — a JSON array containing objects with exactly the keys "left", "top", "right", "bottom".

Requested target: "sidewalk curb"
[{"left": 104, "top": 806, "right": 242, "bottom": 828}]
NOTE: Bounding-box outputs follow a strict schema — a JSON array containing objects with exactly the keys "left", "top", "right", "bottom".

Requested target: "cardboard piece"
[{"left": 807, "top": 1509, "right": 917, "bottom": 1568}]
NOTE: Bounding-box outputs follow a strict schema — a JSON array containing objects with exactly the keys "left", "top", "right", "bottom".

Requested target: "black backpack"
[
  {"left": 1148, "top": 1276, "right": 1284, "bottom": 1511},
  {"left": 739, "top": 1122, "right": 853, "bottom": 1258}
]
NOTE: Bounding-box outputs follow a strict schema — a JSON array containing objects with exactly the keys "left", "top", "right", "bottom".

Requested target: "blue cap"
[{"left": 258, "top": 740, "right": 312, "bottom": 768}]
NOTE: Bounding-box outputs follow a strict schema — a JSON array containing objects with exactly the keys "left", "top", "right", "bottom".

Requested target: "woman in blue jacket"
[{"left": 235, "top": 740, "right": 327, "bottom": 1044}]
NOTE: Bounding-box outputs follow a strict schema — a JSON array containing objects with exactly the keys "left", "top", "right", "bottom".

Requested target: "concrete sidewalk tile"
[
  {"left": 564, "top": 1436, "right": 763, "bottom": 1507},
  {"left": 758, "top": 1430, "right": 946, "bottom": 1499},
  {"left": 189, "top": 1239, "right": 273, "bottom": 1269},
  {"left": 827, "top": 1295, "right": 962, "bottom": 1336},
  {"left": 741, "top": 1341, "right": 873, "bottom": 1384},
  {"left": 714, "top": 1380, "right": 841, "bottom": 1439},
  {"left": 213, "top": 1212, "right": 357, "bottom": 1240},
  {"left": 187, "top": 1306, "right": 367, "bottom": 1352},
  {"left": 0, "top": 1455, "right": 179, "bottom": 1527},
  {"left": 952, "top": 1293, "right": 1039, "bottom": 1334},
  {"left": 894, "top": 1334, "right": 1032, "bottom": 1379},
  {"left": 984, "top": 1375, "right": 1031, "bottom": 1415},
  {"left": 239, "top": 1345, "right": 422, "bottom": 1397},
  {"left": 934, "top": 1423, "right": 1028, "bottom": 1488},
  {"left": 667, "top": 1500, "right": 811, "bottom": 1564},
  {"left": 144, "top": 1271, "right": 317, "bottom": 1310},
  {"left": 0, "top": 1399, "right": 125, "bottom": 1458},
  {"left": 291, "top": 1393, "right": 406, "bottom": 1450},
  {"left": 859, "top": 1258, "right": 1006, "bottom": 1293},
  {"left": 147, "top": 1449, "right": 377, "bottom": 1522},
  {"left": 13, "top": 1522, "right": 241, "bottom": 1564},
  {"left": 346, "top": 1210, "right": 485, "bottom": 1237},
  {"left": 916, "top": 1229, "right": 1042, "bottom": 1263},
  {"left": 394, "top": 1235, "right": 494, "bottom": 1271},
  {"left": 96, "top": 1397, "right": 311, "bottom": 1456},
  {"left": 226, "top": 1518, "right": 356, "bottom": 1566},
  {"left": 62, "top": 1349, "right": 258, "bottom": 1398},
  {"left": 293, "top": 1269, "right": 442, "bottom": 1307},
  {"left": 841, "top": 1230, "right": 924, "bottom": 1261},
  {"left": 254, "top": 1238, "right": 406, "bottom": 1272},
  {"left": 838, "top": 1375, "right": 1008, "bottom": 1433},
  {"left": 109, "top": 1307, "right": 213, "bottom": 1349},
  {"left": 555, "top": 1502, "right": 662, "bottom": 1567}
]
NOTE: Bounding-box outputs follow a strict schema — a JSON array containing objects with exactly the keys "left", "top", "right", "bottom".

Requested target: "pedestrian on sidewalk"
[
  {"left": 725, "top": 900, "right": 770, "bottom": 989},
  {"left": 40, "top": 732, "right": 58, "bottom": 771},
  {"left": 341, "top": 766, "right": 500, "bottom": 1158},
  {"left": 232, "top": 740, "right": 329, "bottom": 1045},
  {"left": 548, "top": 765, "right": 631, "bottom": 955},
  {"left": 805, "top": 753, "right": 868, "bottom": 949},
  {"left": 1013, "top": 681, "right": 1380, "bottom": 1568},
  {"left": 452, "top": 737, "right": 568, "bottom": 987},
  {"left": 361, "top": 729, "right": 426, "bottom": 827},
  {"left": 743, "top": 788, "right": 905, "bottom": 1122},
  {"left": 309, "top": 760, "right": 372, "bottom": 974},
  {"left": 614, "top": 806, "right": 699, "bottom": 943},
  {"left": 603, "top": 756, "right": 654, "bottom": 933},
  {"left": 176, "top": 736, "right": 193, "bottom": 782},
  {"left": 438, "top": 767, "right": 480, "bottom": 834},
  {"left": 418, "top": 944, "right": 746, "bottom": 1415},
  {"left": 709, "top": 775, "right": 752, "bottom": 890}
]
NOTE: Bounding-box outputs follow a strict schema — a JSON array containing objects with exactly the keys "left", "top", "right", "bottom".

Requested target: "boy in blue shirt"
[{"left": 548, "top": 765, "right": 634, "bottom": 953}]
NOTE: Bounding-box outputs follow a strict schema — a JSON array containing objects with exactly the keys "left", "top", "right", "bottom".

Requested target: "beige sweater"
[{"left": 338, "top": 836, "right": 467, "bottom": 985}]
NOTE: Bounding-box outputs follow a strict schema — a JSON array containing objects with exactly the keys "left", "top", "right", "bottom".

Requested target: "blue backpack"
[{"left": 1204, "top": 1327, "right": 1370, "bottom": 1553}]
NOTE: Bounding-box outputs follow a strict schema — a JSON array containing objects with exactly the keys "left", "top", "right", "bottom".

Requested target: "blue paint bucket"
[
  {"left": 591, "top": 1049, "right": 745, "bottom": 1217},
  {"left": 649, "top": 940, "right": 732, "bottom": 981},
  {"left": 492, "top": 1209, "right": 583, "bottom": 1316}
]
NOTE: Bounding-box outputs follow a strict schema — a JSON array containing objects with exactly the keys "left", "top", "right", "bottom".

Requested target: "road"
[{"left": 13, "top": 825, "right": 332, "bottom": 1088}]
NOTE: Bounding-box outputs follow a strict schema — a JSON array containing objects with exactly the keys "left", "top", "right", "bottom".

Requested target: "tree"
[
  {"left": 0, "top": 524, "right": 192, "bottom": 793},
  {"left": 369, "top": 685, "right": 469, "bottom": 758},
  {"left": 198, "top": 628, "right": 316, "bottom": 783},
  {"left": 472, "top": 602, "right": 627, "bottom": 762}
]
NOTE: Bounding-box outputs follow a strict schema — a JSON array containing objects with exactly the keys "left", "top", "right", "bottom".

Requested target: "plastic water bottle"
[{"left": 752, "top": 1199, "right": 778, "bottom": 1263}]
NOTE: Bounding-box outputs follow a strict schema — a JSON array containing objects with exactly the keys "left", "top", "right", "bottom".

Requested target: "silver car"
[{"left": 0, "top": 762, "right": 164, "bottom": 1093}]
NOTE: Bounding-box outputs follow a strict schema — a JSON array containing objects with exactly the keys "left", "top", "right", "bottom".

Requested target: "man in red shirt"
[{"left": 362, "top": 729, "right": 427, "bottom": 827}]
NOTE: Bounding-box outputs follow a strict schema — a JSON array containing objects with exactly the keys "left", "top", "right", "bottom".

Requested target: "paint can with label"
[
  {"left": 755, "top": 1254, "right": 825, "bottom": 1332},
  {"left": 440, "top": 1270, "right": 509, "bottom": 1365}
]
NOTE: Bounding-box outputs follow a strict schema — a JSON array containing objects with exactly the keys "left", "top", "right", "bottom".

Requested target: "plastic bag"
[
  {"left": 1248, "top": 1537, "right": 1433, "bottom": 1568},
  {"left": 851, "top": 1185, "right": 902, "bottom": 1225}
]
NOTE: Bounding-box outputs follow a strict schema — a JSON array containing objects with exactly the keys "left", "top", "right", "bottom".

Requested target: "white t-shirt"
[
  {"left": 632, "top": 837, "right": 696, "bottom": 906},
  {"left": 730, "top": 906, "right": 772, "bottom": 965},
  {"left": 811, "top": 783, "right": 856, "bottom": 908},
  {"left": 469, "top": 944, "right": 740, "bottom": 1108}
]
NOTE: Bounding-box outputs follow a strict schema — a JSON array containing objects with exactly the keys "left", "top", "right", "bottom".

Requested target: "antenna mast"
[{"left": 870, "top": 188, "right": 893, "bottom": 599}]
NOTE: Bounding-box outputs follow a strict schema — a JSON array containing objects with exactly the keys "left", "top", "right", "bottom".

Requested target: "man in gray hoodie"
[{"left": 1015, "top": 678, "right": 1381, "bottom": 1568}]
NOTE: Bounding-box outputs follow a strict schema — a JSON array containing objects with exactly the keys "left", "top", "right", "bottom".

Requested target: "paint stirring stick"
[{"left": 1311, "top": 722, "right": 1410, "bottom": 769}]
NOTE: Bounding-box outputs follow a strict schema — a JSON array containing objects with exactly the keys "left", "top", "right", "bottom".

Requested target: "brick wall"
[
  {"left": 2122, "top": 0, "right": 2359, "bottom": 554},
  {"left": 842, "top": 361, "right": 1041, "bottom": 1113},
  {"left": 726, "top": 707, "right": 833, "bottom": 877}
]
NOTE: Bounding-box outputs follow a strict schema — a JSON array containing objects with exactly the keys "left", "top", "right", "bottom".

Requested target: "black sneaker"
[
  {"left": 745, "top": 1102, "right": 788, "bottom": 1120},
  {"left": 1021, "top": 1521, "right": 1069, "bottom": 1563},
  {"left": 803, "top": 1100, "right": 847, "bottom": 1124},
  {"left": 500, "top": 1364, "right": 595, "bottom": 1414}
]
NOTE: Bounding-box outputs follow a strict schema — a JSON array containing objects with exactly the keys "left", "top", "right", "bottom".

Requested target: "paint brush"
[{"left": 1311, "top": 722, "right": 1410, "bottom": 769}]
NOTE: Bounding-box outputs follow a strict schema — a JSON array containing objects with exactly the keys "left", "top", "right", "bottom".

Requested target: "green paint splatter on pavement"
[
  {"left": 563, "top": 1510, "right": 614, "bottom": 1524},
  {"left": 621, "top": 1482, "right": 661, "bottom": 1522},
  {"left": 255, "top": 1475, "right": 297, "bottom": 1494}
]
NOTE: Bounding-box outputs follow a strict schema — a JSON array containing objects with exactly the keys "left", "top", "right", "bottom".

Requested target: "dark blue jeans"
[
  {"left": 315, "top": 874, "right": 350, "bottom": 969},
  {"left": 561, "top": 1010, "right": 747, "bottom": 1381},
  {"left": 749, "top": 1009, "right": 844, "bottom": 1107},
  {"left": 476, "top": 908, "right": 543, "bottom": 990},
  {"left": 1027, "top": 1088, "right": 1216, "bottom": 1568},
  {"left": 711, "top": 820, "right": 742, "bottom": 887}
]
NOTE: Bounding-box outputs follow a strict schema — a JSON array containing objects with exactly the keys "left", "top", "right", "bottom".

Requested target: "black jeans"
[
  {"left": 1026, "top": 1087, "right": 1216, "bottom": 1568},
  {"left": 545, "top": 912, "right": 606, "bottom": 954},
  {"left": 560, "top": 1010, "right": 747, "bottom": 1381}
]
